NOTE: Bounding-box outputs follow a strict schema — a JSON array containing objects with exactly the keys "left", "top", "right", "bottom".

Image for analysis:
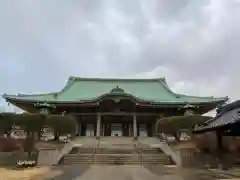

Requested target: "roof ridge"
[
  {"left": 68, "top": 76, "right": 166, "bottom": 82},
  {"left": 2, "top": 92, "right": 57, "bottom": 97},
  {"left": 175, "top": 93, "right": 229, "bottom": 100},
  {"left": 43, "top": 76, "right": 229, "bottom": 101},
  {"left": 56, "top": 76, "right": 168, "bottom": 97}
]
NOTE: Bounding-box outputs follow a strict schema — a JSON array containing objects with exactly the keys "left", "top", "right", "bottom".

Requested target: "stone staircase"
[
  {"left": 138, "top": 142, "right": 168, "bottom": 164},
  {"left": 94, "top": 154, "right": 141, "bottom": 164},
  {"left": 69, "top": 147, "right": 95, "bottom": 154},
  {"left": 95, "top": 147, "right": 137, "bottom": 154},
  {"left": 139, "top": 147, "right": 160, "bottom": 154},
  {"left": 141, "top": 154, "right": 167, "bottom": 164},
  {"left": 61, "top": 153, "right": 168, "bottom": 165},
  {"left": 138, "top": 137, "right": 181, "bottom": 167},
  {"left": 61, "top": 154, "right": 93, "bottom": 164},
  {"left": 60, "top": 137, "right": 170, "bottom": 165}
]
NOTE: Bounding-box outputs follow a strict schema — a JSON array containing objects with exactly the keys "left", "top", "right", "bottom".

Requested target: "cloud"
[{"left": 0, "top": 0, "right": 240, "bottom": 114}]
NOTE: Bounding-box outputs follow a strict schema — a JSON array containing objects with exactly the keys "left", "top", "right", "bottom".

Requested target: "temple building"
[{"left": 2, "top": 76, "right": 228, "bottom": 139}]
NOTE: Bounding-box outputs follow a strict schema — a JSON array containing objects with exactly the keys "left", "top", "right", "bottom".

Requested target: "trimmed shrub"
[
  {"left": 46, "top": 115, "right": 77, "bottom": 140},
  {"left": 156, "top": 115, "right": 212, "bottom": 141},
  {"left": 0, "top": 112, "right": 15, "bottom": 136}
]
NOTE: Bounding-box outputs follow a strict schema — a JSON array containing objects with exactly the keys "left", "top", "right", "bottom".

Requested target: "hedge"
[{"left": 156, "top": 115, "right": 212, "bottom": 141}]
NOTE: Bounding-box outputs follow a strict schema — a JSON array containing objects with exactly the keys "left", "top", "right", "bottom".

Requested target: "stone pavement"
[
  {"left": 41, "top": 165, "right": 240, "bottom": 180},
  {"left": 43, "top": 165, "right": 181, "bottom": 180},
  {"left": 1, "top": 165, "right": 239, "bottom": 180}
]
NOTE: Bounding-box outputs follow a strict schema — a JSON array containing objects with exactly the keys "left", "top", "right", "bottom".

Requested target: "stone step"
[
  {"left": 94, "top": 154, "right": 141, "bottom": 161},
  {"left": 62, "top": 161, "right": 93, "bottom": 164},
  {"left": 61, "top": 153, "right": 168, "bottom": 165},
  {"left": 69, "top": 147, "right": 95, "bottom": 154},
  {"left": 95, "top": 148, "right": 137, "bottom": 154},
  {"left": 93, "top": 161, "right": 141, "bottom": 164},
  {"left": 94, "top": 155, "right": 142, "bottom": 164},
  {"left": 142, "top": 154, "right": 166, "bottom": 161},
  {"left": 61, "top": 154, "right": 93, "bottom": 165},
  {"left": 65, "top": 156, "right": 93, "bottom": 160},
  {"left": 140, "top": 148, "right": 160, "bottom": 154},
  {"left": 63, "top": 154, "right": 92, "bottom": 158}
]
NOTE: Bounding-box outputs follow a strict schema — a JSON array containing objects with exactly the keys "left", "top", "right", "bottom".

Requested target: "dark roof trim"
[
  {"left": 3, "top": 92, "right": 227, "bottom": 106},
  {"left": 193, "top": 107, "right": 240, "bottom": 133},
  {"left": 217, "top": 100, "right": 240, "bottom": 115}
]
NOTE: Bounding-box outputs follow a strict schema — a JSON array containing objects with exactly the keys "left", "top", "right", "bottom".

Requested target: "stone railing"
[
  {"left": 37, "top": 141, "right": 82, "bottom": 166},
  {"left": 155, "top": 142, "right": 182, "bottom": 167},
  {"left": 139, "top": 137, "right": 182, "bottom": 167}
]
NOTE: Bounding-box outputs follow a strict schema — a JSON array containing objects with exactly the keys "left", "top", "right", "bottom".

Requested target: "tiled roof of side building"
[
  {"left": 2, "top": 76, "right": 229, "bottom": 104},
  {"left": 217, "top": 100, "right": 240, "bottom": 114},
  {"left": 194, "top": 107, "right": 240, "bottom": 133}
]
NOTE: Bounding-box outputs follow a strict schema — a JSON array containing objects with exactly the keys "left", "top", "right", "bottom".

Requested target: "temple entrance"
[
  {"left": 102, "top": 115, "right": 133, "bottom": 137},
  {"left": 86, "top": 124, "right": 95, "bottom": 136},
  {"left": 111, "top": 123, "right": 122, "bottom": 136},
  {"left": 139, "top": 124, "right": 147, "bottom": 136},
  {"left": 76, "top": 114, "right": 155, "bottom": 137}
]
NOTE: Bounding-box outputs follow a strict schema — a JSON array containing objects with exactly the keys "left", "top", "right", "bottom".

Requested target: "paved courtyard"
[{"left": 1, "top": 165, "right": 239, "bottom": 180}]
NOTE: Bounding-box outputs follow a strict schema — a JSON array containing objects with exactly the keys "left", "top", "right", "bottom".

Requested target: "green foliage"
[
  {"left": 0, "top": 113, "right": 46, "bottom": 155},
  {"left": 14, "top": 113, "right": 46, "bottom": 134},
  {"left": 0, "top": 113, "right": 16, "bottom": 135},
  {"left": 46, "top": 115, "right": 77, "bottom": 139},
  {"left": 0, "top": 113, "right": 77, "bottom": 141},
  {"left": 0, "top": 113, "right": 46, "bottom": 133},
  {"left": 156, "top": 115, "right": 212, "bottom": 141},
  {"left": 0, "top": 112, "right": 46, "bottom": 141}
]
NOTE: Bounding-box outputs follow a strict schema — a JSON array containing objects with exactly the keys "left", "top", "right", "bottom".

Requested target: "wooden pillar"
[
  {"left": 151, "top": 122, "right": 155, "bottom": 137},
  {"left": 76, "top": 116, "right": 82, "bottom": 136},
  {"left": 102, "top": 123, "right": 105, "bottom": 136},
  {"left": 78, "top": 123, "right": 82, "bottom": 136},
  {"left": 76, "top": 121, "right": 80, "bottom": 136},
  {"left": 155, "top": 114, "right": 164, "bottom": 136},
  {"left": 96, "top": 113, "right": 101, "bottom": 139},
  {"left": 81, "top": 121, "right": 84, "bottom": 136},
  {"left": 133, "top": 115, "right": 137, "bottom": 139},
  {"left": 216, "top": 129, "right": 224, "bottom": 150},
  {"left": 129, "top": 123, "right": 132, "bottom": 136}
]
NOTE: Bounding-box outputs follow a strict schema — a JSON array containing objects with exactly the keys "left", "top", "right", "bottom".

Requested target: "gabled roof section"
[
  {"left": 2, "top": 76, "right": 229, "bottom": 105},
  {"left": 193, "top": 107, "right": 240, "bottom": 133},
  {"left": 217, "top": 100, "right": 240, "bottom": 115}
]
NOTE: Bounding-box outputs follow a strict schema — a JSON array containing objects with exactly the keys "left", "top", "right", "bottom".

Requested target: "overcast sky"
[{"left": 0, "top": 0, "right": 240, "bottom": 114}]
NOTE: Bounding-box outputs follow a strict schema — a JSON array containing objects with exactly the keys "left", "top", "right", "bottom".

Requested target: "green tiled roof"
[{"left": 2, "top": 76, "right": 228, "bottom": 104}]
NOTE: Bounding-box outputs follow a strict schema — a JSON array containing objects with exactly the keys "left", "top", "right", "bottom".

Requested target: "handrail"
[
  {"left": 140, "top": 148, "right": 143, "bottom": 164},
  {"left": 92, "top": 138, "right": 100, "bottom": 163},
  {"left": 157, "top": 142, "right": 182, "bottom": 167},
  {"left": 53, "top": 141, "right": 75, "bottom": 165},
  {"left": 92, "top": 146, "right": 96, "bottom": 163},
  {"left": 135, "top": 141, "right": 143, "bottom": 164},
  {"left": 92, "top": 148, "right": 95, "bottom": 163}
]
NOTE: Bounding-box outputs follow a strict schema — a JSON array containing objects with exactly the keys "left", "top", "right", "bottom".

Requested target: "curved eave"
[
  {"left": 2, "top": 93, "right": 229, "bottom": 106},
  {"left": 2, "top": 76, "right": 229, "bottom": 107}
]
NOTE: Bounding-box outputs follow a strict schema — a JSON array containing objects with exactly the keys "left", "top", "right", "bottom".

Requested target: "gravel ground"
[{"left": 0, "top": 165, "right": 239, "bottom": 180}]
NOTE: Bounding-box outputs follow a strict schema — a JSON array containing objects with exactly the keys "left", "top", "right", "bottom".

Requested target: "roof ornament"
[
  {"left": 182, "top": 104, "right": 195, "bottom": 108},
  {"left": 110, "top": 85, "right": 125, "bottom": 93},
  {"left": 53, "top": 93, "right": 58, "bottom": 98},
  {"left": 39, "top": 108, "right": 49, "bottom": 115},
  {"left": 184, "top": 109, "right": 195, "bottom": 116},
  {"left": 34, "top": 101, "right": 56, "bottom": 108}
]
